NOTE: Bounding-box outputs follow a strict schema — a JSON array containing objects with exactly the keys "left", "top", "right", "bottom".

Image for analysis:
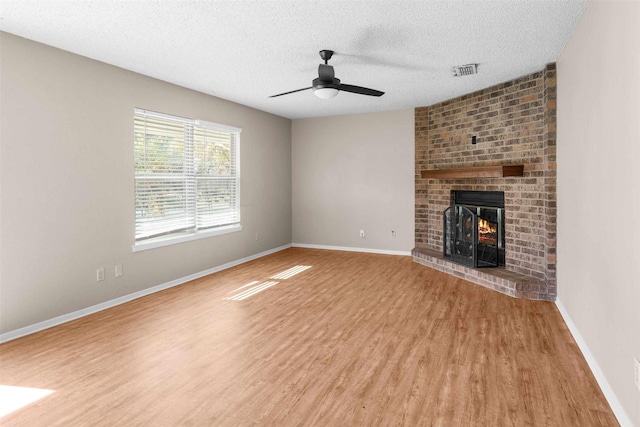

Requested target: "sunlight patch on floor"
[
  {"left": 226, "top": 280, "right": 260, "bottom": 295},
  {"left": 224, "top": 265, "right": 312, "bottom": 301},
  {"left": 0, "top": 385, "right": 54, "bottom": 418},
  {"left": 270, "top": 265, "right": 312, "bottom": 280},
  {"left": 224, "top": 281, "right": 280, "bottom": 301}
]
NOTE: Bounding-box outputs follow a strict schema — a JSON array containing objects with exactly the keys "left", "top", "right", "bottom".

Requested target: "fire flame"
[
  {"left": 478, "top": 218, "right": 497, "bottom": 245},
  {"left": 478, "top": 218, "right": 494, "bottom": 234}
]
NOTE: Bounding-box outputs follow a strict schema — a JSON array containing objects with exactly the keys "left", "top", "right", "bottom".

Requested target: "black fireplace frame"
[
  {"left": 445, "top": 191, "right": 506, "bottom": 267},
  {"left": 443, "top": 205, "right": 500, "bottom": 268}
]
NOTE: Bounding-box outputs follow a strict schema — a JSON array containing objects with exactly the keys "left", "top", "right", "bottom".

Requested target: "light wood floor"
[{"left": 0, "top": 248, "right": 618, "bottom": 426}]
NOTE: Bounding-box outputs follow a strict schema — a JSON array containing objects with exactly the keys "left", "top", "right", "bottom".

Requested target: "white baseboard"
[
  {"left": 0, "top": 244, "right": 292, "bottom": 344},
  {"left": 292, "top": 243, "right": 411, "bottom": 256},
  {"left": 555, "top": 298, "right": 634, "bottom": 427}
]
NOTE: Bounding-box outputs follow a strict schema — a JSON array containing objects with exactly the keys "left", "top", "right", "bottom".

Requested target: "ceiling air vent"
[{"left": 451, "top": 64, "right": 478, "bottom": 77}]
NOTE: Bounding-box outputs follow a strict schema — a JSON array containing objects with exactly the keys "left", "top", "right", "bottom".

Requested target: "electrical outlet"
[
  {"left": 391, "top": 230, "right": 396, "bottom": 238},
  {"left": 255, "top": 233, "right": 259, "bottom": 241},
  {"left": 635, "top": 357, "right": 640, "bottom": 392},
  {"left": 96, "top": 268, "right": 105, "bottom": 282},
  {"left": 115, "top": 265, "right": 123, "bottom": 278},
  {"left": 360, "top": 230, "right": 365, "bottom": 238}
]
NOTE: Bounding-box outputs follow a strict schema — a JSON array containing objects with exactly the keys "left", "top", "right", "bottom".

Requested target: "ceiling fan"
[{"left": 269, "top": 50, "right": 385, "bottom": 99}]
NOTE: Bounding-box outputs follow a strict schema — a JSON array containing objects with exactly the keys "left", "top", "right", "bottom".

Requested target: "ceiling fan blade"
[
  {"left": 338, "top": 84, "right": 384, "bottom": 97},
  {"left": 269, "top": 87, "right": 313, "bottom": 98},
  {"left": 318, "top": 64, "right": 335, "bottom": 81}
]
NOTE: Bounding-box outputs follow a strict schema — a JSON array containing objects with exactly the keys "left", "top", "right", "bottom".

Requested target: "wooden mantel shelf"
[{"left": 421, "top": 165, "right": 524, "bottom": 179}]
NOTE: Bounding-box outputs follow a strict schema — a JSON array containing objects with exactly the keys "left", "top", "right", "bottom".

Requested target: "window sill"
[{"left": 132, "top": 224, "right": 242, "bottom": 252}]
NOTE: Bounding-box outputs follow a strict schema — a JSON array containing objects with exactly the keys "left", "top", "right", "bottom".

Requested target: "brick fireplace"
[{"left": 413, "top": 64, "right": 556, "bottom": 300}]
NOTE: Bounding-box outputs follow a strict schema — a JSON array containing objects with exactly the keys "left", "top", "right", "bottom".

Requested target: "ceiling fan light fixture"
[{"left": 313, "top": 87, "right": 339, "bottom": 99}]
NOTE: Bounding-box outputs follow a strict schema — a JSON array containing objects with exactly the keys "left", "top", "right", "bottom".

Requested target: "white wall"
[
  {"left": 0, "top": 33, "right": 292, "bottom": 335},
  {"left": 557, "top": 1, "right": 640, "bottom": 425},
  {"left": 292, "top": 110, "right": 414, "bottom": 253}
]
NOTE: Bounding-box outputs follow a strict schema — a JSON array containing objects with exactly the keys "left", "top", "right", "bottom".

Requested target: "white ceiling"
[{"left": 0, "top": 0, "right": 587, "bottom": 120}]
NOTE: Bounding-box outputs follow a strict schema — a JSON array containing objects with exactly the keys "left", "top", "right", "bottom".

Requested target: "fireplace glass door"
[{"left": 443, "top": 204, "right": 499, "bottom": 268}]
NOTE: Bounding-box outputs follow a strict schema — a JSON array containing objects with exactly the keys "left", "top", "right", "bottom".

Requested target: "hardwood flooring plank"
[{"left": 0, "top": 248, "right": 618, "bottom": 426}]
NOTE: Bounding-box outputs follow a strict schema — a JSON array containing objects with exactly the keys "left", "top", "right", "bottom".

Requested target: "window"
[{"left": 133, "top": 109, "right": 241, "bottom": 251}]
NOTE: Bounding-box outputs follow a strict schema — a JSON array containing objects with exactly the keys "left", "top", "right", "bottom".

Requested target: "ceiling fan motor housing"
[{"left": 313, "top": 77, "right": 340, "bottom": 89}]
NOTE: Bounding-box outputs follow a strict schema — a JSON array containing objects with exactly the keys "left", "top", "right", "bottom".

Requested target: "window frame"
[{"left": 132, "top": 108, "right": 242, "bottom": 252}]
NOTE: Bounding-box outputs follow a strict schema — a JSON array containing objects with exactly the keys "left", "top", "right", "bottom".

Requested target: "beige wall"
[
  {"left": 292, "top": 111, "right": 414, "bottom": 253},
  {"left": 0, "top": 33, "right": 292, "bottom": 334},
  {"left": 557, "top": 1, "right": 640, "bottom": 425}
]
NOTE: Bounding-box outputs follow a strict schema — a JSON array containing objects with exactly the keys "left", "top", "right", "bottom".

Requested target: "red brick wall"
[{"left": 415, "top": 64, "right": 556, "bottom": 296}]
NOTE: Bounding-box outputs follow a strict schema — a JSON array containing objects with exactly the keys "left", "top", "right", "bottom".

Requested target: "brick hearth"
[
  {"left": 414, "top": 64, "right": 557, "bottom": 300},
  {"left": 412, "top": 248, "right": 551, "bottom": 300}
]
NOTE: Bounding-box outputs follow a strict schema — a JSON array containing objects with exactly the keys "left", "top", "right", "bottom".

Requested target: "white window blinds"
[{"left": 134, "top": 109, "right": 241, "bottom": 242}]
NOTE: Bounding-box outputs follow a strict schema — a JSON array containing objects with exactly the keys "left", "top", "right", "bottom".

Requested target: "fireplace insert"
[{"left": 443, "top": 191, "right": 505, "bottom": 268}]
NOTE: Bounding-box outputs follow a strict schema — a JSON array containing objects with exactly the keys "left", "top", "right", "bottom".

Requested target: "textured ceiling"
[{"left": 0, "top": 0, "right": 587, "bottom": 119}]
